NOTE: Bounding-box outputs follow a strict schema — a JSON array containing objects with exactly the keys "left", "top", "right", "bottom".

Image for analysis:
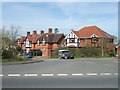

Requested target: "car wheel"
[{"left": 59, "top": 56, "right": 61, "bottom": 59}]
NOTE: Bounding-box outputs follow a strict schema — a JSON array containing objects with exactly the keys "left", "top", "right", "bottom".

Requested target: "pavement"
[
  {"left": 2, "top": 56, "right": 44, "bottom": 65},
  {"left": 1, "top": 58, "right": 118, "bottom": 88}
]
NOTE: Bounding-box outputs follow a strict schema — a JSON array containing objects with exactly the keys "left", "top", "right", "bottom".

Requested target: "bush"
[
  {"left": 51, "top": 47, "right": 105, "bottom": 58},
  {"left": 79, "top": 47, "right": 102, "bottom": 56},
  {"left": 2, "top": 49, "right": 16, "bottom": 59},
  {"left": 109, "top": 50, "right": 115, "bottom": 57},
  {"left": 36, "top": 49, "right": 42, "bottom": 56}
]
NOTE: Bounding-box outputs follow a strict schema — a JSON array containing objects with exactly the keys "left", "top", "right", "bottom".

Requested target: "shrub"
[
  {"left": 79, "top": 47, "right": 102, "bottom": 56},
  {"left": 36, "top": 49, "right": 42, "bottom": 56},
  {"left": 109, "top": 49, "right": 115, "bottom": 57}
]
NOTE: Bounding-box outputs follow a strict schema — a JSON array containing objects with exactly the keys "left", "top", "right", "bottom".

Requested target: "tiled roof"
[
  {"left": 37, "top": 33, "right": 65, "bottom": 43},
  {"left": 72, "top": 26, "right": 114, "bottom": 38},
  {"left": 27, "top": 35, "right": 33, "bottom": 42},
  {"left": 32, "top": 34, "right": 41, "bottom": 43},
  {"left": 19, "top": 36, "right": 26, "bottom": 43},
  {"left": 19, "top": 34, "right": 41, "bottom": 43}
]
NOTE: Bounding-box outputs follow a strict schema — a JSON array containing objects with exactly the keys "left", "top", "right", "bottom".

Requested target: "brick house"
[
  {"left": 65, "top": 26, "right": 115, "bottom": 55},
  {"left": 115, "top": 44, "right": 120, "bottom": 57},
  {"left": 17, "top": 28, "right": 65, "bottom": 58}
]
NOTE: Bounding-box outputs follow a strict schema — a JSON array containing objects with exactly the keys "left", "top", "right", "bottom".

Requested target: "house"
[
  {"left": 17, "top": 31, "right": 40, "bottom": 53},
  {"left": 65, "top": 26, "right": 115, "bottom": 55},
  {"left": 115, "top": 43, "right": 120, "bottom": 57},
  {"left": 17, "top": 28, "right": 65, "bottom": 58},
  {"left": 36, "top": 28, "right": 65, "bottom": 58}
]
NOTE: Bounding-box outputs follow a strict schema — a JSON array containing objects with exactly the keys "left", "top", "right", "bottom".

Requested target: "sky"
[{"left": 1, "top": 1, "right": 118, "bottom": 37}]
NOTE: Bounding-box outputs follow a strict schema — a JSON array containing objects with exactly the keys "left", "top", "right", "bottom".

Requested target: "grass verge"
[{"left": 1, "top": 57, "right": 32, "bottom": 63}]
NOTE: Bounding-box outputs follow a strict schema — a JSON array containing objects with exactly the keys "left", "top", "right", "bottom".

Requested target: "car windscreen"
[{"left": 62, "top": 51, "right": 70, "bottom": 54}]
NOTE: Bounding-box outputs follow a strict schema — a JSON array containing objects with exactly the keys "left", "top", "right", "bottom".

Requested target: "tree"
[
  {"left": 54, "top": 28, "right": 59, "bottom": 34},
  {"left": 0, "top": 25, "right": 20, "bottom": 59}
]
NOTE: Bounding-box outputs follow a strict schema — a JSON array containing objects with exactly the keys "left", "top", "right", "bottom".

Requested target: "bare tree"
[{"left": 1, "top": 25, "right": 21, "bottom": 59}]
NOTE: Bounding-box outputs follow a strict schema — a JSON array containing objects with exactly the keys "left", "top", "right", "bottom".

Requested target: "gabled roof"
[
  {"left": 19, "top": 36, "right": 26, "bottom": 43},
  {"left": 37, "top": 33, "right": 65, "bottom": 43},
  {"left": 19, "top": 34, "right": 41, "bottom": 43},
  {"left": 72, "top": 26, "right": 114, "bottom": 38},
  {"left": 32, "top": 34, "right": 41, "bottom": 43}
]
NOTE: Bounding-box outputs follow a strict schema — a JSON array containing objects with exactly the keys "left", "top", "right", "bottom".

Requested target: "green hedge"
[{"left": 51, "top": 47, "right": 115, "bottom": 58}]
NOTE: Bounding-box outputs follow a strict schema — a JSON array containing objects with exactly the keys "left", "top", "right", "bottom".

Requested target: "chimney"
[
  {"left": 48, "top": 28, "right": 52, "bottom": 33},
  {"left": 33, "top": 31, "right": 37, "bottom": 35},
  {"left": 27, "top": 32, "right": 30, "bottom": 36},
  {"left": 40, "top": 30, "right": 44, "bottom": 35}
]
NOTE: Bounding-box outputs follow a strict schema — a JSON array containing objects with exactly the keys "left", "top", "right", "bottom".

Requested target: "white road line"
[
  {"left": 72, "top": 73, "right": 83, "bottom": 76},
  {"left": 8, "top": 74, "right": 20, "bottom": 77},
  {"left": 25, "top": 74, "right": 38, "bottom": 77},
  {"left": 0, "top": 74, "right": 3, "bottom": 77},
  {"left": 115, "top": 73, "right": 118, "bottom": 75},
  {"left": 100, "top": 73, "right": 112, "bottom": 75},
  {"left": 57, "top": 74, "right": 68, "bottom": 76},
  {"left": 87, "top": 73, "right": 97, "bottom": 76},
  {"left": 42, "top": 74, "right": 54, "bottom": 76}
]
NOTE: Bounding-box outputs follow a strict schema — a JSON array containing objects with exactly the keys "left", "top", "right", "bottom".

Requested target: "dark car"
[
  {"left": 58, "top": 50, "right": 74, "bottom": 59},
  {"left": 23, "top": 53, "right": 33, "bottom": 58}
]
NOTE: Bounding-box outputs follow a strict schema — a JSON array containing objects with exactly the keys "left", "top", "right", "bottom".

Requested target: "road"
[{"left": 1, "top": 58, "right": 118, "bottom": 88}]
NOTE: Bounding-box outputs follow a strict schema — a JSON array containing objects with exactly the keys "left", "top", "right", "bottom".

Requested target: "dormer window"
[{"left": 42, "top": 38, "right": 46, "bottom": 46}]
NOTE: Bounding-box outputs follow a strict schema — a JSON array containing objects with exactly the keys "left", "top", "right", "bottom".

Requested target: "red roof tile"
[
  {"left": 32, "top": 34, "right": 41, "bottom": 43},
  {"left": 72, "top": 26, "right": 114, "bottom": 38},
  {"left": 19, "top": 36, "right": 26, "bottom": 43}
]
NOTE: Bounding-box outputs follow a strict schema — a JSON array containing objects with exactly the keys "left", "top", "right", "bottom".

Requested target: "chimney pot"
[
  {"left": 33, "top": 31, "right": 37, "bottom": 34},
  {"left": 41, "top": 30, "right": 44, "bottom": 35},
  {"left": 27, "top": 32, "right": 30, "bottom": 36},
  {"left": 48, "top": 28, "right": 52, "bottom": 33}
]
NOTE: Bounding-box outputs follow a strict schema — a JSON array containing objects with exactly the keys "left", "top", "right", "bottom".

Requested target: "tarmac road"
[{"left": 1, "top": 58, "right": 118, "bottom": 88}]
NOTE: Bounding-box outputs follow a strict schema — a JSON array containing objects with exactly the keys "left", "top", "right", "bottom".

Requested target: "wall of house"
[
  {"left": 52, "top": 44, "right": 59, "bottom": 49},
  {"left": 34, "top": 43, "right": 53, "bottom": 58},
  {"left": 79, "top": 39, "right": 92, "bottom": 47}
]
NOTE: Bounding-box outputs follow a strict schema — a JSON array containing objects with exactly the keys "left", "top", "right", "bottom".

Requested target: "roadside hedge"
[{"left": 51, "top": 47, "right": 102, "bottom": 58}]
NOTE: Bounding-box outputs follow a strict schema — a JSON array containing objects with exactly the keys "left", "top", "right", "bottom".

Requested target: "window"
[
  {"left": 42, "top": 38, "right": 46, "bottom": 46},
  {"left": 109, "top": 39, "right": 113, "bottom": 42},
  {"left": 24, "top": 39, "right": 31, "bottom": 47},
  {"left": 91, "top": 37, "right": 98, "bottom": 43},
  {"left": 69, "top": 38, "right": 75, "bottom": 43}
]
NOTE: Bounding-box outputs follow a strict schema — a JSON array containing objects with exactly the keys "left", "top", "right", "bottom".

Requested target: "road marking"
[
  {"left": 57, "top": 74, "right": 68, "bottom": 76},
  {"left": 87, "top": 73, "right": 97, "bottom": 76},
  {"left": 8, "top": 74, "right": 20, "bottom": 77},
  {"left": 25, "top": 74, "right": 38, "bottom": 77},
  {"left": 100, "top": 73, "right": 112, "bottom": 75},
  {"left": 72, "top": 73, "right": 83, "bottom": 76},
  {"left": 42, "top": 74, "right": 54, "bottom": 76},
  {"left": 115, "top": 73, "right": 118, "bottom": 75},
  {"left": 0, "top": 74, "right": 3, "bottom": 77}
]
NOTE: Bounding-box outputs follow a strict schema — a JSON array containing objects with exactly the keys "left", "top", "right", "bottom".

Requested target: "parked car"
[
  {"left": 23, "top": 53, "right": 33, "bottom": 58},
  {"left": 58, "top": 50, "right": 74, "bottom": 59}
]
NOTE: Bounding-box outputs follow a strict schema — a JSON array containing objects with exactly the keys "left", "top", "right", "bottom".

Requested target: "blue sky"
[{"left": 2, "top": 2, "right": 118, "bottom": 36}]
